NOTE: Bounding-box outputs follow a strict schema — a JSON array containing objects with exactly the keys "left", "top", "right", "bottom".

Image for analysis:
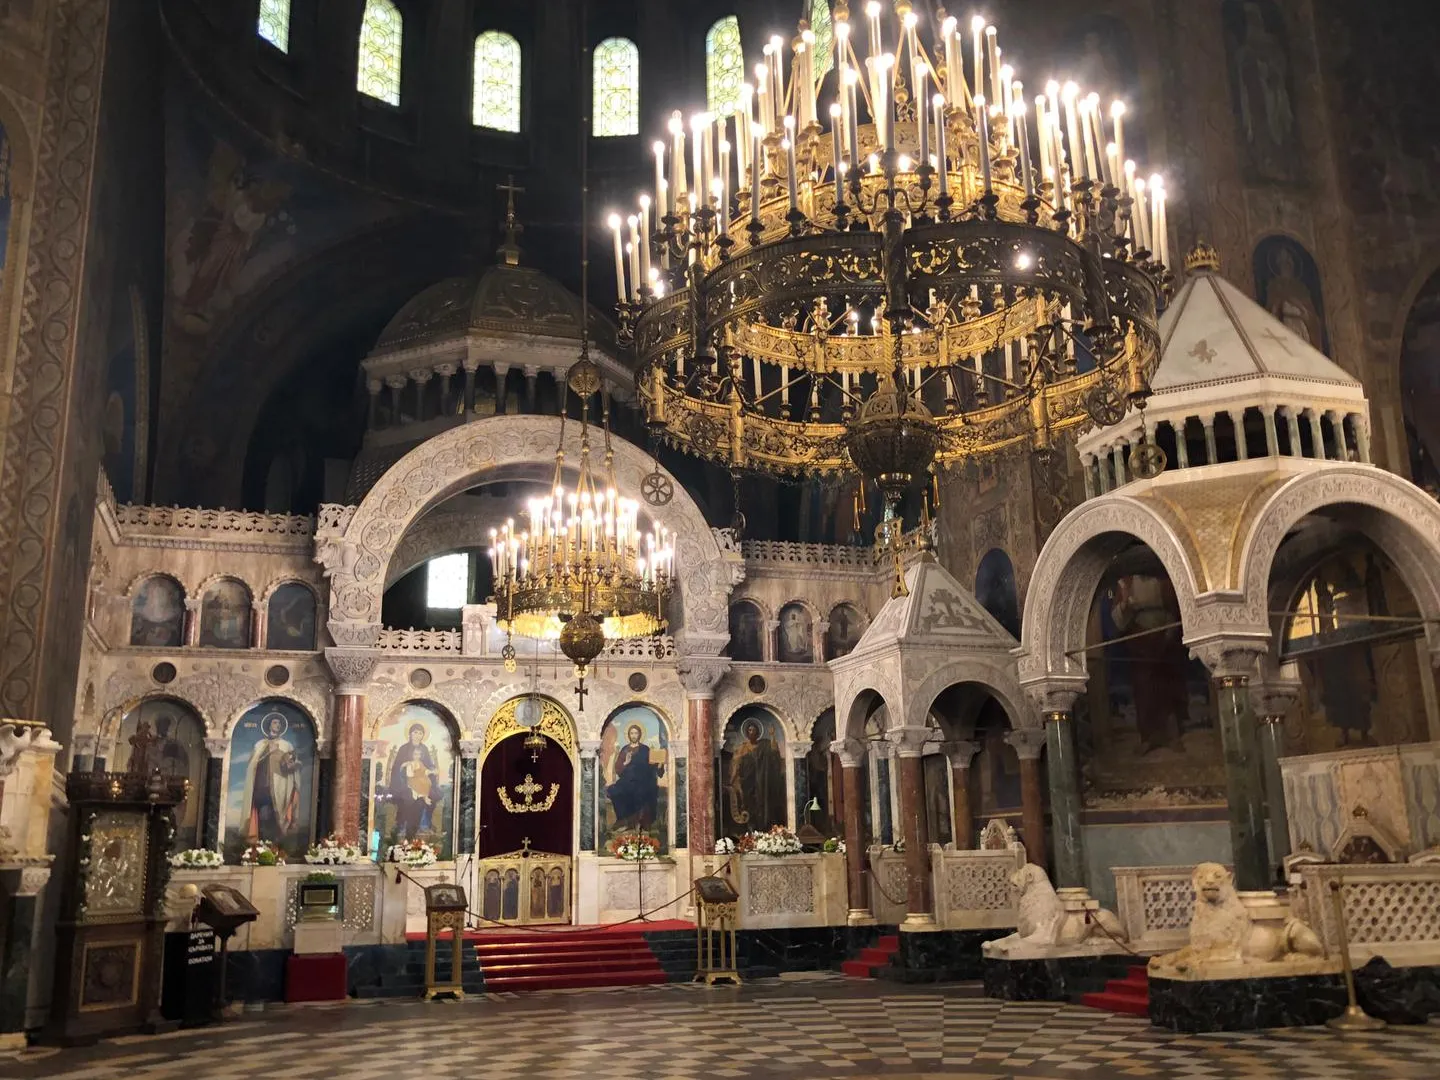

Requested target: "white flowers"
[
  {"left": 387, "top": 840, "right": 438, "bottom": 867},
  {"left": 305, "top": 835, "right": 366, "bottom": 865},
  {"left": 714, "top": 837, "right": 737, "bottom": 855},
  {"left": 749, "top": 826, "right": 803, "bottom": 857},
  {"left": 168, "top": 848, "right": 223, "bottom": 869}
]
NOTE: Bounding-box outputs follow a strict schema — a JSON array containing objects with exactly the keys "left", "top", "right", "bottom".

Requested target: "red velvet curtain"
[{"left": 478, "top": 733, "right": 574, "bottom": 857}]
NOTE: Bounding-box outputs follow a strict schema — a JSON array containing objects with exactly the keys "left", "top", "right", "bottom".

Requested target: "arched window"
[
  {"left": 115, "top": 700, "right": 208, "bottom": 849},
  {"left": 474, "top": 31, "right": 522, "bottom": 132},
  {"left": 705, "top": 16, "right": 743, "bottom": 115},
  {"left": 266, "top": 582, "right": 317, "bottom": 651},
  {"left": 131, "top": 575, "right": 185, "bottom": 647},
  {"left": 257, "top": 0, "right": 290, "bottom": 53},
  {"left": 593, "top": 37, "right": 639, "bottom": 137},
  {"left": 810, "top": 0, "right": 833, "bottom": 83},
  {"left": 200, "top": 579, "right": 253, "bottom": 649},
  {"left": 357, "top": 0, "right": 403, "bottom": 106}
]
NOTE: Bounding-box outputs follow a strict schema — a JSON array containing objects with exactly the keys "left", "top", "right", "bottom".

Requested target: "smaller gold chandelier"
[{"left": 488, "top": 358, "right": 675, "bottom": 698}]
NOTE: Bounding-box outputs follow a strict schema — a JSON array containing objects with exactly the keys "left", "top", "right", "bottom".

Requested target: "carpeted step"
[
  {"left": 841, "top": 934, "right": 902, "bottom": 979},
  {"left": 481, "top": 969, "right": 669, "bottom": 993},
  {"left": 1079, "top": 965, "right": 1149, "bottom": 1015},
  {"left": 470, "top": 927, "right": 669, "bottom": 993},
  {"left": 840, "top": 959, "right": 877, "bottom": 978},
  {"left": 876, "top": 935, "right": 900, "bottom": 950}
]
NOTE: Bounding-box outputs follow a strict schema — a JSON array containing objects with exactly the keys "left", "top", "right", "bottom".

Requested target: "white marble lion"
[{"left": 984, "top": 863, "right": 1125, "bottom": 955}]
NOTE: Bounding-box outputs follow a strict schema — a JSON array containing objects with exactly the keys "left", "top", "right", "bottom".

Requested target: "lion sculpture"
[
  {"left": 1151, "top": 862, "right": 1323, "bottom": 976},
  {"left": 983, "top": 863, "right": 1125, "bottom": 956}
]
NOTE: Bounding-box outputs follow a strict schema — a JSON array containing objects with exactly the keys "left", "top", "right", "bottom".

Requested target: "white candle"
[
  {"left": 669, "top": 111, "right": 686, "bottom": 201},
  {"left": 751, "top": 131, "right": 763, "bottom": 224},
  {"left": 799, "top": 30, "right": 817, "bottom": 129},
  {"left": 719, "top": 136, "right": 730, "bottom": 200},
  {"left": 608, "top": 213, "right": 626, "bottom": 299},
  {"left": 1014, "top": 84, "right": 1034, "bottom": 197},
  {"left": 691, "top": 114, "right": 706, "bottom": 212},
  {"left": 831, "top": 103, "right": 845, "bottom": 205},
  {"left": 836, "top": 12, "right": 850, "bottom": 77},
  {"left": 712, "top": 177, "right": 727, "bottom": 236},
  {"left": 783, "top": 117, "right": 799, "bottom": 212},
  {"left": 638, "top": 195, "right": 652, "bottom": 283},
  {"left": 1035, "top": 95, "right": 1051, "bottom": 191},
  {"left": 626, "top": 216, "right": 640, "bottom": 300},
  {"left": 1111, "top": 101, "right": 1126, "bottom": 180},
  {"left": 1079, "top": 96, "right": 1098, "bottom": 182},
  {"left": 845, "top": 68, "right": 860, "bottom": 171},
  {"left": 985, "top": 27, "right": 1001, "bottom": 110},
  {"left": 1133, "top": 176, "right": 1150, "bottom": 252},
  {"left": 755, "top": 64, "right": 771, "bottom": 136},
  {"left": 916, "top": 62, "right": 929, "bottom": 168},
  {"left": 1062, "top": 82, "right": 1083, "bottom": 182},
  {"left": 867, "top": 1, "right": 883, "bottom": 60},
  {"left": 975, "top": 95, "right": 993, "bottom": 195},
  {"left": 999, "top": 64, "right": 1015, "bottom": 145},
  {"left": 1086, "top": 93, "right": 1104, "bottom": 182},
  {"left": 880, "top": 54, "right": 895, "bottom": 152},
  {"left": 933, "top": 93, "right": 948, "bottom": 197},
  {"left": 1105, "top": 143, "right": 1118, "bottom": 190},
  {"left": 770, "top": 36, "right": 785, "bottom": 117},
  {"left": 971, "top": 17, "right": 984, "bottom": 114},
  {"left": 653, "top": 141, "right": 666, "bottom": 218},
  {"left": 942, "top": 16, "right": 959, "bottom": 102}
]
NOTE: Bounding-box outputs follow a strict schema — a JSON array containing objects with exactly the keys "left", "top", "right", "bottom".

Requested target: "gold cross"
[
  {"left": 520, "top": 837, "right": 532, "bottom": 853},
  {"left": 514, "top": 774, "right": 542, "bottom": 803},
  {"left": 496, "top": 175, "right": 525, "bottom": 215},
  {"left": 1188, "top": 339, "right": 1216, "bottom": 364}
]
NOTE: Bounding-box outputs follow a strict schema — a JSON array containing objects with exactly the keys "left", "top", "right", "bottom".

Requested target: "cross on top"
[
  {"left": 496, "top": 175, "right": 526, "bottom": 265},
  {"left": 520, "top": 837, "right": 532, "bottom": 853}
]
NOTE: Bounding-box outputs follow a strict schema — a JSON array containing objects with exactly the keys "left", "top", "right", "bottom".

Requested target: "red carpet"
[
  {"left": 1079, "top": 965, "right": 1150, "bottom": 1016},
  {"left": 404, "top": 919, "right": 693, "bottom": 943},
  {"left": 841, "top": 934, "right": 900, "bottom": 978},
  {"left": 447, "top": 924, "right": 679, "bottom": 992}
]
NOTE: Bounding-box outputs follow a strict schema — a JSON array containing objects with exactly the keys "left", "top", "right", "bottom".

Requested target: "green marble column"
[
  {"left": 1216, "top": 674, "right": 1271, "bottom": 891},
  {"left": 1256, "top": 716, "right": 1291, "bottom": 868},
  {"left": 1044, "top": 712, "right": 1085, "bottom": 888}
]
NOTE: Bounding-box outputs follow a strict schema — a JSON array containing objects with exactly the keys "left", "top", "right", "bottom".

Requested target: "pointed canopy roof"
[
  {"left": 852, "top": 555, "right": 1018, "bottom": 656},
  {"left": 1152, "top": 248, "right": 1361, "bottom": 395}
]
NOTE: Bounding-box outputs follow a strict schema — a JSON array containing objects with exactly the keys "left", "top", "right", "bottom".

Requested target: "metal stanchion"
[{"left": 1325, "top": 877, "right": 1384, "bottom": 1033}]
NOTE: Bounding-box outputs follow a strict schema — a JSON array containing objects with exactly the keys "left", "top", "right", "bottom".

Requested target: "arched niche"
[
  {"left": 975, "top": 548, "right": 1021, "bottom": 638},
  {"left": 823, "top": 603, "right": 865, "bottom": 660},
  {"left": 597, "top": 703, "right": 672, "bottom": 855},
  {"left": 727, "top": 599, "right": 765, "bottom": 662},
  {"left": 131, "top": 574, "right": 185, "bottom": 647},
  {"left": 200, "top": 578, "right": 253, "bottom": 649},
  {"left": 370, "top": 701, "right": 460, "bottom": 859},
  {"left": 266, "top": 581, "right": 317, "bottom": 650},
  {"left": 801, "top": 709, "right": 837, "bottom": 835},
  {"left": 224, "top": 699, "right": 318, "bottom": 862},
  {"left": 114, "top": 698, "right": 207, "bottom": 848},
  {"left": 719, "top": 705, "right": 789, "bottom": 839},
  {"left": 776, "top": 601, "right": 816, "bottom": 664}
]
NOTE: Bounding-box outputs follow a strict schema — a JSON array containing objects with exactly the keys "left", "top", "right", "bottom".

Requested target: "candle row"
[{"left": 488, "top": 492, "right": 674, "bottom": 588}]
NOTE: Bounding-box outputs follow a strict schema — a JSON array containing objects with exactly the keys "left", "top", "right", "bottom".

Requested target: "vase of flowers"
[
  {"left": 240, "top": 841, "right": 285, "bottom": 867},
  {"left": 822, "top": 837, "right": 846, "bottom": 854},
  {"left": 749, "top": 825, "right": 804, "bottom": 857},
  {"left": 714, "top": 837, "right": 737, "bottom": 855},
  {"left": 168, "top": 848, "right": 223, "bottom": 869},
  {"left": 386, "top": 838, "right": 438, "bottom": 867},
  {"left": 607, "top": 832, "right": 659, "bottom": 862},
  {"left": 305, "top": 835, "right": 365, "bottom": 865}
]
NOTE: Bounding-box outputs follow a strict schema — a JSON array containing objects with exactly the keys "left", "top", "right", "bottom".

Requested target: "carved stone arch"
[
  {"left": 1236, "top": 465, "right": 1440, "bottom": 653},
  {"left": 193, "top": 573, "right": 255, "bottom": 604},
  {"left": 222, "top": 694, "right": 325, "bottom": 745},
  {"left": 367, "top": 696, "right": 462, "bottom": 745},
  {"left": 908, "top": 662, "right": 1031, "bottom": 736},
  {"left": 835, "top": 677, "right": 898, "bottom": 742},
  {"left": 124, "top": 570, "right": 187, "bottom": 599},
  {"left": 1018, "top": 494, "right": 1204, "bottom": 684},
  {"left": 729, "top": 594, "right": 773, "bottom": 621},
  {"left": 259, "top": 576, "right": 323, "bottom": 605},
  {"left": 102, "top": 690, "right": 216, "bottom": 740},
  {"left": 1262, "top": 518, "right": 1362, "bottom": 648},
  {"left": 601, "top": 699, "right": 678, "bottom": 743},
  {"left": 319, "top": 416, "right": 730, "bottom": 646}
]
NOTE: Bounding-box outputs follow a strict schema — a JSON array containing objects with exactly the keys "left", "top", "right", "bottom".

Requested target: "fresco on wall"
[
  {"left": 720, "top": 707, "right": 788, "bottom": 837},
  {"left": 1401, "top": 271, "right": 1440, "bottom": 491},
  {"left": 1222, "top": 0, "right": 1301, "bottom": 184},
  {"left": 728, "top": 601, "right": 765, "bottom": 662},
  {"left": 131, "top": 575, "right": 185, "bottom": 647},
  {"left": 598, "top": 705, "right": 669, "bottom": 855},
  {"left": 805, "top": 709, "right": 836, "bottom": 834},
  {"left": 102, "top": 338, "right": 138, "bottom": 502},
  {"left": 266, "top": 582, "right": 317, "bottom": 650},
  {"left": 225, "top": 701, "right": 315, "bottom": 861},
  {"left": 777, "top": 603, "right": 815, "bottom": 664},
  {"left": 1253, "top": 236, "right": 1329, "bottom": 355},
  {"left": 1080, "top": 549, "right": 1222, "bottom": 797},
  {"left": 199, "top": 579, "right": 251, "bottom": 648},
  {"left": 114, "top": 700, "right": 207, "bottom": 848},
  {"left": 824, "top": 603, "right": 864, "bottom": 660},
  {"left": 1282, "top": 545, "right": 1428, "bottom": 753},
  {"left": 373, "top": 702, "right": 456, "bottom": 859},
  {"left": 975, "top": 548, "right": 1021, "bottom": 638},
  {"left": 924, "top": 753, "right": 953, "bottom": 846},
  {"left": 971, "top": 700, "right": 1022, "bottom": 818}
]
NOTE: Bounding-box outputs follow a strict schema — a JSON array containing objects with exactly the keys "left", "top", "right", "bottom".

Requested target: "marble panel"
[
  {"left": 200, "top": 757, "right": 223, "bottom": 850},
  {"left": 1148, "top": 971, "right": 1348, "bottom": 1032},
  {"left": 0, "top": 895, "right": 37, "bottom": 1035},
  {"left": 1352, "top": 958, "right": 1440, "bottom": 1024},
  {"left": 457, "top": 757, "right": 477, "bottom": 854},
  {"left": 877, "top": 758, "right": 893, "bottom": 845},
  {"left": 1083, "top": 821, "right": 1232, "bottom": 909},
  {"left": 673, "top": 757, "right": 687, "bottom": 850},
  {"left": 982, "top": 953, "right": 1136, "bottom": 1001},
  {"left": 887, "top": 928, "right": 1009, "bottom": 982}
]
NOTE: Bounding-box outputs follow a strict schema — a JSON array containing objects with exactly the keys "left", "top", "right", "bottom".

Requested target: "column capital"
[
  {"left": 1021, "top": 674, "right": 1088, "bottom": 716},
  {"left": 885, "top": 725, "right": 932, "bottom": 758},
  {"left": 676, "top": 655, "right": 729, "bottom": 696},
  {"left": 578, "top": 738, "right": 602, "bottom": 759},
  {"left": 70, "top": 732, "right": 98, "bottom": 756},
  {"left": 1187, "top": 636, "right": 1269, "bottom": 681},
  {"left": 324, "top": 646, "right": 381, "bottom": 694},
  {"left": 829, "top": 736, "right": 866, "bottom": 769},
  {"left": 459, "top": 738, "right": 483, "bottom": 758},
  {"left": 1004, "top": 727, "right": 1047, "bottom": 761},
  {"left": 943, "top": 739, "right": 980, "bottom": 769},
  {"left": 204, "top": 737, "right": 228, "bottom": 757},
  {"left": 1250, "top": 661, "right": 1303, "bottom": 721}
]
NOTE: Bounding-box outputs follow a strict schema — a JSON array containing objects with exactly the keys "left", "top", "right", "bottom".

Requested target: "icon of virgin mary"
[{"left": 388, "top": 722, "right": 441, "bottom": 838}]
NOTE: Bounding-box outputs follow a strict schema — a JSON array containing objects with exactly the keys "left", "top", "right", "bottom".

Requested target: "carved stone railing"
[
  {"left": 602, "top": 635, "right": 675, "bottom": 660},
  {"left": 932, "top": 847, "right": 1024, "bottom": 930},
  {"left": 1113, "top": 864, "right": 1221, "bottom": 953},
  {"left": 733, "top": 852, "right": 848, "bottom": 929},
  {"left": 742, "top": 540, "right": 874, "bottom": 568},
  {"left": 316, "top": 503, "right": 357, "bottom": 535},
  {"left": 113, "top": 504, "right": 314, "bottom": 538},
  {"left": 375, "top": 627, "right": 463, "bottom": 653},
  {"left": 867, "top": 846, "right": 911, "bottom": 926},
  {"left": 1296, "top": 862, "right": 1440, "bottom": 966}
]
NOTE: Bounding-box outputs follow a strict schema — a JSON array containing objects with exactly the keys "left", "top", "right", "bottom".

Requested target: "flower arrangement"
[
  {"left": 169, "top": 848, "right": 223, "bottom": 869},
  {"left": 240, "top": 841, "right": 285, "bottom": 866},
  {"left": 386, "top": 838, "right": 438, "bottom": 867},
  {"left": 714, "top": 837, "right": 737, "bottom": 855},
  {"left": 305, "top": 835, "right": 365, "bottom": 865},
  {"left": 748, "top": 825, "right": 804, "bottom": 857},
  {"left": 607, "top": 832, "right": 660, "bottom": 862},
  {"left": 891, "top": 837, "right": 906, "bottom": 854},
  {"left": 822, "top": 837, "right": 846, "bottom": 854}
]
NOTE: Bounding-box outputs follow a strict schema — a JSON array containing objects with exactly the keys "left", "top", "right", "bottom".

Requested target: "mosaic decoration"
[
  {"left": 474, "top": 31, "right": 522, "bottom": 132},
  {"left": 705, "top": 16, "right": 743, "bottom": 116},
  {"left": 257, "top": 0, "right": 289, "bottom": 52},
  {"left": 357, "top": 0, "right": 403, "bottom": 106},
  {"left": 593, "top": 37, "right": 639, "bottom": 138}
]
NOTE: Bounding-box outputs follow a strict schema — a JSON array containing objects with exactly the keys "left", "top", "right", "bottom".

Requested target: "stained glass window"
[
  {"left": 811, "top": 0, "right": 833, "bottom": 84},
  {"left": 706, "top": 16, "right": 743, "bottom": 116},
  {"left": 357, "top": 0, "right": 402, "bottom": 106},
  {"left": 426, "top": 553, "right": 469, "bottom": 610},
  {"left": 257, "top": 0, "right": 290, "bottom": 53},
  {"left": 593, "top": 37, "right": 640, "bottom": 137},
  {"left": 474, "top": 31, "right": 522, "bottom": 132}
]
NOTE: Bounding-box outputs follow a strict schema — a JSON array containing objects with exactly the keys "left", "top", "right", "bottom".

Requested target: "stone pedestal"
[{"left": 292, "top": 922, "right": 344, "bottom": 955}]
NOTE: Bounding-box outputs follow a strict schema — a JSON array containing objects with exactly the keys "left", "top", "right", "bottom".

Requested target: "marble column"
[
  {"left": 324, "top": 648, "right": 380, "bottom": 845},
  {"left": 201, "top": 737, "right": 227, "bottom": 851},
  {"left": 1263, "top": 407, "right": 1279, "bottom": 457},
  {"left": 1307, "top": 409, "right": 1326, "bottom": 459},
  {"left": 832, "top": 737, "right": 872, "bottom": 922},
  {"left": 578, "top": 738, "right": 600, "bottom": 853},
  {"left": 1251, "top": 670, "right": 1301, "bottom": 872},
  {"left": 458, "top": 739, "right": 481, "bottom": 854},
  {"left": 68, "top": 733, "right": 97, "bottom": 773},
  {"left": 366, "top": 379, "right": 381, "bottom": 429},
  {"left": 1354, "top": 414, "right": 1372, "bottom": 463},
  {"left": 945, "top": 740, "right": 979, "bottom": 849},
  {"left": 1174, "top": 421, "right": 1190, "bottom": 468},
  {"left": 1197, "top": 642, "right": 1271, "bottom": 891},
  {"left": 386, "top": 374, "right": 407, "bottom": 424},
  {"left": 1081, "top": 456, "right": 1095, "bottom": 500},
  {"left": 1202, "top": 415, "right": 1218, "bottom": 464},
  {"left": 677, "top": 657, "right": 727, "bottom": 854},
  {"left": 1231, "top": 409, "right": 1249, "bottom": 460},
  {"left": 183, "top": 596, "right": 202, "bottom": 646},
  {"left": 1005, "top": 728, "right": 1047, "bottom": 868},
  {"left": 1285, "top": 407, "right": 1303, "bottom": 457},
  {"left": 888, "top": 727, "right": 934, "bottom": 928},
  {"left": 1043, "top": 710, "right": 1085, "bottom": 888},
  {"left": 462, "top": 363, "right": 478, "bottom": 413}
]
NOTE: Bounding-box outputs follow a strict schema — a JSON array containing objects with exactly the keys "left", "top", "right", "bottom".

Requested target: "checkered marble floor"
[{"left": 9, "top": 977, "right": 1440, "bottom": 1079}]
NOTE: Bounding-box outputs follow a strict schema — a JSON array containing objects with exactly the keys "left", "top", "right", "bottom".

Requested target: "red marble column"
[
  {"left": 330, "top": 693, "right": 365, "bottom": 844},
  {"left": 1007, "top": 728, "right": 1047, "bottom": 868},
  {"left": 832, "top": 737, "right": 871, "bottom": 920},
  {"left": 891, "top": 729, "right": 933, "bottom": 926},
  {"left": 948, "top": 739, "right": 979, "bottom": 850},
  {"left": 685, "top": 693, "right": 715, "bottom": 853}
]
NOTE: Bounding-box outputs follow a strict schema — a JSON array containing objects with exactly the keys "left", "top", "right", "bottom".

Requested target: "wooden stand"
[
  {"left": 694, "top": 875, "right": 740, "bottom": 986},
  {"left": 422, "top": 883, "right": 470, "bottom": 1001}
]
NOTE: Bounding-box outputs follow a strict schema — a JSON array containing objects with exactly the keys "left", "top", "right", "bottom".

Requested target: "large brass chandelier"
[{"left": 614, "top": 0, "right": 1173, "bottom": 542}]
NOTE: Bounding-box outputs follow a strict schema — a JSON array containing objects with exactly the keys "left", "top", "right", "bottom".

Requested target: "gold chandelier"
[{"left": 614, "top": 0, "right": 1173, "bottom": 532}]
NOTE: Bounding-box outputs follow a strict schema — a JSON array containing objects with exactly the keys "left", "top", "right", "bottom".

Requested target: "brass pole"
[{"left": 1325, "top": 877, "right": 1384, "bottom": 1032}]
